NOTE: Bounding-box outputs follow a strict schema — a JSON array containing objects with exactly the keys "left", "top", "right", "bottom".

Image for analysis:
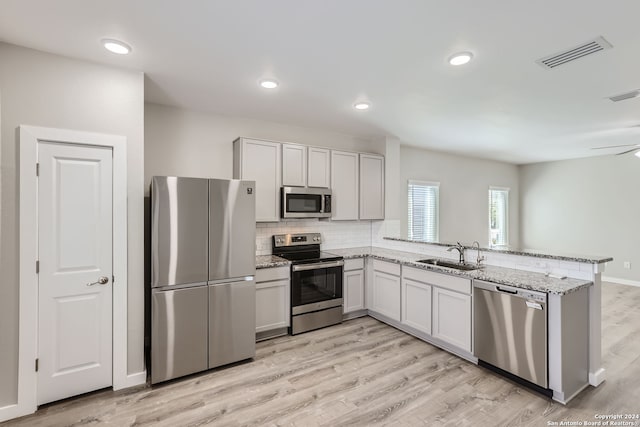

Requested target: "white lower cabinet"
[
  {"left": 370, "top": 260, "right": 401, "bottom": 321},
  {"left": 255, "top": 267, "right": 290, "bottom": 333},
  {"left": 344, "top": 270, "right": 365, "bottom": 313},
  {"left": 343, "top": 258, "right": 365, "bottom": 313},
  {"left": 432, "top": 286, "right": 472, "bottom": 352},
  {"left": 401, "top": 278, "right": 432, "bottom": 335}
]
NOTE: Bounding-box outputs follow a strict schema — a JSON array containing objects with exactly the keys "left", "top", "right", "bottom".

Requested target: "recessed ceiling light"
[
  {"left": 102, "top": 39, "right": 131, "bottom": 55},
  {"left": 448, "top": 51, "right": 473, "bottom": 66},
  {"left": 259, "top": 79, "right": 279, "bottom": 89},
  {"left": 635, "top": 151, "right": 640, "bottom": 158},
  {"left": 354, "top": 102, "right": 370, "bottom": 110}
]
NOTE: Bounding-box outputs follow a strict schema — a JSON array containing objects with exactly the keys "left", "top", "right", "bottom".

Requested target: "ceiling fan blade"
[
  {"left": 616, "top": 148, "right": 639, "bottom": 155},
  {"left": 591, "top": 144, "right": 640, "bottom": 150}
]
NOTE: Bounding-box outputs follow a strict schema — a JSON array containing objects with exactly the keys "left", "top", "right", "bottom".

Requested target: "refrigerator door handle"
[
  {"left": 208, "top": 276, "right": 255, "bottom": 286},
  {"left": 153, "top": 282, "right": 209, "bottom": 292}
]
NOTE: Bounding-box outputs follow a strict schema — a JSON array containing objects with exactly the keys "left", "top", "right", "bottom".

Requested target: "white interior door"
[{"left": 37, "top": 141, "right": 113, "bottom": 405}]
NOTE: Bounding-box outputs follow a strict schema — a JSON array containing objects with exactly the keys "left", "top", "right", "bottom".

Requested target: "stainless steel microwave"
[{"left": 281, "top": 187, "right": 332, "bottom": 218}]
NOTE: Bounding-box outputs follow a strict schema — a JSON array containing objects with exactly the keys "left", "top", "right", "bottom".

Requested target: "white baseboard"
[
  {"left": 1, "top": 371, "right": 147, "bottom": 422},
  {"left": 589, "top": 368, "right": 606, "bottom": 387},
  {"left": 602, "top": 276, "right": 640, "bottom": 287},
  {"left": 114, "top": 370, "right": 147, "bottom": 391},
  {"left": 0, "top": 402, "right": 32, "bottom": 423}
]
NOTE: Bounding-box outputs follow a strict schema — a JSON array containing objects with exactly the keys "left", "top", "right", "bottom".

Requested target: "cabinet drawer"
[
  {"left": 344, "top": 258, "right": 365, "bottom": 271},
  {"left": 372, "top": 259, "right": 401, "bottom": 276},
  {"left": 403, "top": 266, "right": 471, "bottom": 294},
  {"left": 256, "top": 266, "right": 289, "bottom": 283}
]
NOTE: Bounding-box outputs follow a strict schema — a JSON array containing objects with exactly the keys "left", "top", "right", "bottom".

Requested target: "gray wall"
[
  {"left": 400, "top": 145, "right": 520, "bottom": 247},
  {"left": 520, "top": 154, "right": 640, "bottom": 282},
  {"left": 144, "top": 102, "right": 384, "bottom": 192},
  {"left": 0, "top": 43, "right": 145, "bottom": 406}
]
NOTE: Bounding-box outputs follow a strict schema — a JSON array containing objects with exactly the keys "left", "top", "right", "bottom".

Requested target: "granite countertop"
[
  {"left": 326, "top": 247, "right": 593, "bottom": 296},
  {"left": 383, "top": 237, "right": 613, "bottom": 264},
  {"left": 256, "top": 255, "right": 290, "bottom": 269}
]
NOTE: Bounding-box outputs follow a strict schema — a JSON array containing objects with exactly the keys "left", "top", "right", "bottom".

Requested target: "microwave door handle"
[{"left": 321, "top": 194, "right": 325, "bottom": 213}]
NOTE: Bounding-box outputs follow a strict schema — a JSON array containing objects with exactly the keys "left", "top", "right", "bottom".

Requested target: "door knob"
[{"left": 87, "top": 276, "right": 109, "bottom": 286}]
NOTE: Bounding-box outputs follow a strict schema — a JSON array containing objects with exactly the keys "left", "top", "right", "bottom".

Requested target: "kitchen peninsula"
[{"left": 257, "top": 240, "right": 612, "bottom": 404}]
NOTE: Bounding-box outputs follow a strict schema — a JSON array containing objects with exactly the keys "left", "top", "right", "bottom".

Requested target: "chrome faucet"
[
  {"left": 447, "top": 242, "right": 465, "bottom": 264},
  {"left": 472, "top": 241, "right": 485, "bottom": 266}
]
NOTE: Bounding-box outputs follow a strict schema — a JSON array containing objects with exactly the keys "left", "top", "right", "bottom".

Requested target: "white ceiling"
[{"left": 1, "top": 0, "right": 639, "bottom": 164}]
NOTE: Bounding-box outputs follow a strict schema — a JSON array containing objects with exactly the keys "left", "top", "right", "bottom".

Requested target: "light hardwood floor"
[{"left": 3, "top": 282, "right": 639, "bottom": 427}]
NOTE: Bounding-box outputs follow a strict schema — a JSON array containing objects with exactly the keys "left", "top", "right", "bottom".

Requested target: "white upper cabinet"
[
  {"left": 330, "top": 150, "right": 359, "bottom": 220},
  {"left": 282, "top": 143, "right": 307, "bottom": 187},
  {"left": 359, "top": 154, "right": 385, "bottom": 220},
  {"left": 307, "top": 146, "right": 331, "bottom": 188},
  {"left": 233, "top": 136, "right": 383, "bottom": 222},
  {"left": 233, "top": 138, "right": 281, "bottom": 222}
]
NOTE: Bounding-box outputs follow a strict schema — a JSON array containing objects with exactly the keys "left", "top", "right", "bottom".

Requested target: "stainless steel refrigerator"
[{"left": 150, "top": 176, "right": 256, "bottom": 384}]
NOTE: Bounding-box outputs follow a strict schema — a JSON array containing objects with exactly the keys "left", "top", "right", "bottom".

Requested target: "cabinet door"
[
  {"left": 371, "top": 270, "right": 401, "bottom": 321},
  {"left": 331, "top": 150, "right": 359, "bottom": 220},
  {"left": 401, "top": 279, "right": 432, "bottom": 335},
  {"left": 255, "top": 279, "right": 290, "bottom": 332},
  {"left": 359, "top": 154, "right": 385, "bottom": 220},
  {"left": 282, "top": 143, "right": 307, "bottom": 187},
  {"left": 308, "top": 147, "right": 331, "bottom": 188},
  {"left": 344, "top": 269, "right": 365, "bottom": 313},
  {"left": 432, "top": 287, "right": 471, "bottom": 352},
  {"left": 234, "top": 138, "right": 281, "bottom": 222}
]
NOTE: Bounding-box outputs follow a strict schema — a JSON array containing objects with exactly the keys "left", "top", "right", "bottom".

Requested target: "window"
[
  {"left": 408, "top": 180, "right": 439, "bottom": 242},
  {"left": 489, "top": 187, "right": 509, "bottom": 246}
]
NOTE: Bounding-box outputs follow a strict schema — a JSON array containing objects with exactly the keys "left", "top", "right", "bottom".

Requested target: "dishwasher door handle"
[
  {"left": 496, "top": 286, "right": 518, "bottom": 294},
  {"left": 526, "top": 301, "right": 544, "bottom": 310}
]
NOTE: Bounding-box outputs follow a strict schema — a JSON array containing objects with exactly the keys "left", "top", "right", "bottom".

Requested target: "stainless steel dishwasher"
[{"left": 474, "top": 280, "right": 548, "bottom": 389}]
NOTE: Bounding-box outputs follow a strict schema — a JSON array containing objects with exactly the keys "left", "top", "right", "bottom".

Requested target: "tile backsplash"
[
  {"left": 256, "top": 219, "right": 375, "bottom": 255},
  {"left": 255, "top": 219, "right": 597, "bottom": 281}
]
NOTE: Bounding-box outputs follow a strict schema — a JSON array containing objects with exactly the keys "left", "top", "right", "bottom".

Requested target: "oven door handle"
[{"left": 292, "top": 260, "right": 344, "bottom": 272}]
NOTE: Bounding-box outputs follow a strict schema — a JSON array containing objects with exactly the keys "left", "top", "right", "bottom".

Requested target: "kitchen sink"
[{"left": 416, "top": 258, "right": 480, "bottom": 271}]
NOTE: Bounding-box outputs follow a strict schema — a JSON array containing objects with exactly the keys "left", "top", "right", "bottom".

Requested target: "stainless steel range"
[{"left": 272, "top": 233, "right": 344, "bottom": 335}]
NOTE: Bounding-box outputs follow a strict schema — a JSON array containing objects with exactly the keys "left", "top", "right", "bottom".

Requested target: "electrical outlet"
[{"left": 624, "top": 261, "right": 631, "bottom": 269}]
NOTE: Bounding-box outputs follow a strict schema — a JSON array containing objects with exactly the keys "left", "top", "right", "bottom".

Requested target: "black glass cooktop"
[{"left": 276, "top": 250, "right": 342, "bottom": 264}]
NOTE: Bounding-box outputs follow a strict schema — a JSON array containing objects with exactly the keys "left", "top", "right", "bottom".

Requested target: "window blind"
[
  {"left": 408, "top": 181, "right": 439, "bottom": 242},
  {"left": 489, "top": 188, "right": 509, "bottom": 246}
]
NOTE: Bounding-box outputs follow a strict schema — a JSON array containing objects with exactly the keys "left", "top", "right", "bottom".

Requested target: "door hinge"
[
  {"left": 36, "top": 260, "right": 39, "bottom": 274},
  {"left": 35, "top": 358, "right": 39, "bottom": 372},
  {"left": 36, "top": 163, "right": 39, "bottom": 176}
]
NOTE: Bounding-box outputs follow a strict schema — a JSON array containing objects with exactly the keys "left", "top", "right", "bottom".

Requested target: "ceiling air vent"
[
  {"left": 608, "top": 89, "right": 640, "bottom": 102},
  {"left": 535, "top": 36, "right": 612, "bottom": 69}
]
